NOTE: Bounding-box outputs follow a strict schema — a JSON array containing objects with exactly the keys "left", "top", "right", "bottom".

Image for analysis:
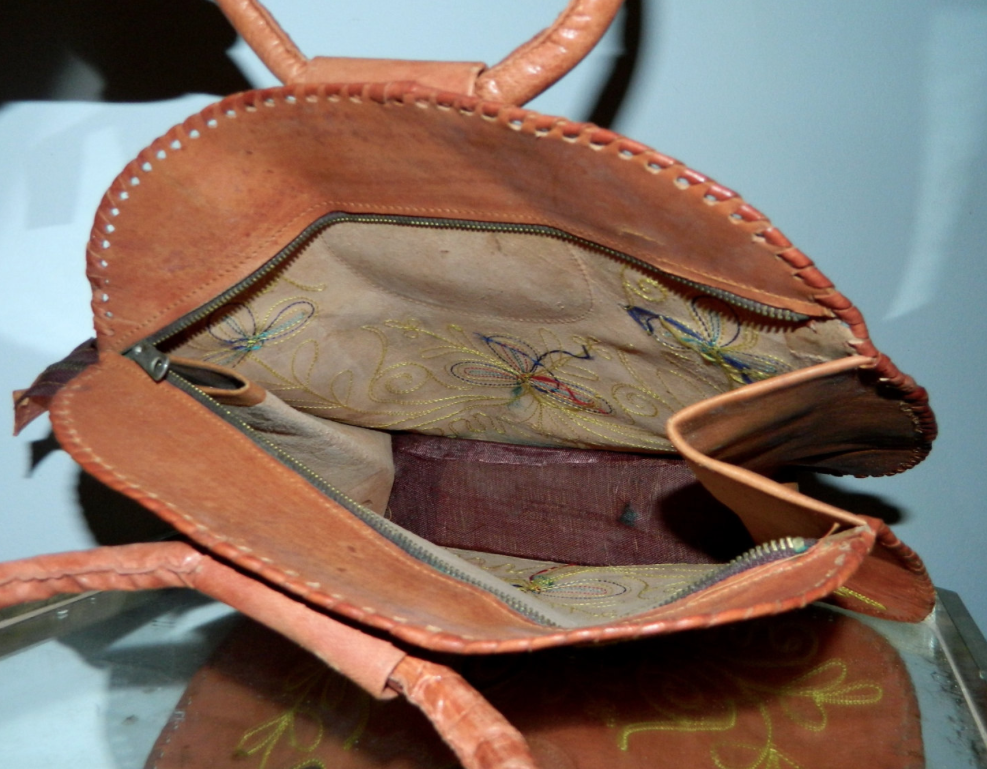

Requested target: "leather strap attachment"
[
  {"left": 0, "top": 543, "right": 543, "bottom": 767},
  {"left": 0, "top": 542, "right": 407, "bottom": 700},
  {"left": 215, "top": 0, "right": 623, "bottom": 104}
]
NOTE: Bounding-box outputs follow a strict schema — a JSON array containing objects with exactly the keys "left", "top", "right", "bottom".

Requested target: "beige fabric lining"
[
  {"left": 448, "top": 548, "right": 719, "bottom": 622},
  {"left": 169, "top": 221, "right": 854, "bottom": 452},
  {"left": 228, "top": 391, "right": 395, "bottom": 514}
]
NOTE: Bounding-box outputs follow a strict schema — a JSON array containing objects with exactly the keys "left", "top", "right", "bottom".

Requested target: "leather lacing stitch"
[
  {"left": 53, "top": 358, "right": 881, "bottom": 654},
  {"left": 85, "top": 81, "right": 936, "bottom": 467}
]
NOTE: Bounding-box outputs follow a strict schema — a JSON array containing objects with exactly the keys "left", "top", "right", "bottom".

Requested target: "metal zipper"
[
  {"left": 145, "top": 363, "right": 567, "bottom": 627},
  {"left": 144, "top": 212, "right": 808, "bottom": 349},
  {"left": 126, "top": 345, "right": 820, "bottom": 623},
  {"left": 125, "top": 212, "right": 817, "bottom": 626},
  {"left": 659, "top": 536, "right": 814, "bottom": 607}
]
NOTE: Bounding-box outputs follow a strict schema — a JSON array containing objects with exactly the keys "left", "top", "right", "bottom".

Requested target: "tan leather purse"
[{"left": 2, "top": 1, "right": 936, "bottom": 767}]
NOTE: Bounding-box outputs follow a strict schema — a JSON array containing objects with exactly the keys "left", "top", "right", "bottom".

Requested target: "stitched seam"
[
  {"left": 0, "top": 565, "right": 192, "bottom": 586},
  {"left": 52, "top": 358, "right": 539, "bottom": 631},
  {"left": 89, "top": 82, "right": 823, "bottom": 350}
]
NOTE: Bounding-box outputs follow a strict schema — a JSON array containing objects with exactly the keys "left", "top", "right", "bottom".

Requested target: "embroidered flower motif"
[
  {"left": 450, "top": 334, "right": 613, "bottom": 414},
  {"left": 235, "top": 661, "right": 368, "bottom": 769},
  {"left": 626, "top": 297, "right": 788, "bottom": 386},
  {"left": 205, "top": 299, "right": 316, "bottom": 367}
]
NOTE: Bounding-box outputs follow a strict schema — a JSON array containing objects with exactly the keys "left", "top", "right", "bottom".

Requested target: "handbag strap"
[
  {"left": 215, "top": 0, "right": 624, "bottom": 104},
  {"left": 0, "top": 541, "right": 538, "bottom": 769}
]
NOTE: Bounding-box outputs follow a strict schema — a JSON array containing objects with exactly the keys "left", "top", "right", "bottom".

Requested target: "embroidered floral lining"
[
  {"left": 168, "top": 222, "right": 852, "bottom": 453},
  {"left": 448, "top": 548, "right": 719, "bottom": 621}
]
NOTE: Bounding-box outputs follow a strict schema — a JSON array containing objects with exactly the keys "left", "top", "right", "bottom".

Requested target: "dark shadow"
[
  {"left": 658, "top": 480, "right": 756, "bottom": 560},
  {"left": 585, "top": 0, "right": 645, "bottom": 129},
  {"left": 0, "top": 0, "right": 251, "bottom": 105},
  {"left": 29, "top": 430, "right": 63, "bottom": 473},
  {"left": 797, "top": 471, "right": 906, "bottom": 525},
  {"left": 77, "top": 469, "right": 178, "bottom": 545},
  {"left": 58, "top": 589, "right": 223, "bottom": 658}
]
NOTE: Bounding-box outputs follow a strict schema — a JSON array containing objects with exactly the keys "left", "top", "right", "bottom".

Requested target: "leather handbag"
[{"left": 1, "top": 1, "right": 937, "bottom": 767}]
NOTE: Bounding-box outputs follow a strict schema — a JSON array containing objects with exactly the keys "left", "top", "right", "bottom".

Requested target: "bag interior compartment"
[
  {"left": 164, "top": 217, "right": 857, "bottom": 454},
  {"left": 158, "top": 216, "right": 857, "bottom": 626}
]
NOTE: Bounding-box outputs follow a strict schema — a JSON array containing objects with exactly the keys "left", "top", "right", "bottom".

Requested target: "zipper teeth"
[
  {"left": 163, "top": 371, "right": 564, "bottom": 627},
  {"left": 147, "top": 212, "right": 807, "bottom": 346},
  {"left": 131, "top": 353, "right": 817, "bottom": 625},
  {"left": 659, "top": 536, "right": 813, "bottom": 607},
  {"left": 339, "top": 215, "right": 809, "bottom": 322},
  {"left": 134, "top": 213, "right": 813, "bottom": 625},
  {"left": 144, "top": 214, "right": 344, "bottom": 345}
]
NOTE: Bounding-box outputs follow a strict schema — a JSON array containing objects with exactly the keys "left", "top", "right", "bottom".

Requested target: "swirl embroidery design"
[
  {"left": 512, "top": 565, "right": 629, "bottom": 600},
  {"left": 450, "top": 334, "right": 613, "bottom": 415},
  {"left": 626, "top": 297, "right": 788, "bottom": 386},
  {"left": 235, "top": 661, "right": 369, "bottom": 769}
]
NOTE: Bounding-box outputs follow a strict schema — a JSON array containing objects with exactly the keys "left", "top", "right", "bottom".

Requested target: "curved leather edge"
[
  {"left": 11, "top": 338, "right": 98, "bottom": 435},
  {"left": 89, "top": 83, "right": 831, "bottom": 345},
  {"left": 168, "top": 356, "right": 267, "bottom": 407},
  {"left": 47, "top": 352, "right": 552, "bottom": 645},
  {"left": 667, "top": 356, "right": 935, "bottom": 621},
  {"left": 41, "top": 351, "right": 898, "bottom": 651},
  {"left": 826, "top": 519, "right": 935, "bottom": 621},
  {"left": 82, "top": 82, "right": 935, "bottom": 449}
]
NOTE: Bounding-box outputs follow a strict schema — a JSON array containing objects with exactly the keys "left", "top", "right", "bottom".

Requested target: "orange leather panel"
[
  {"left": 668, "top": 357, "right": 935, "bottom": 621},
  {"left": 88, "top": 83, "right": 835, "bottom": 356},
  {"left": 46, "top": 352, "right": 896, "bottom": 651},
  {"left": 50, "top": 352, "right": 550, "bottom": 644}
]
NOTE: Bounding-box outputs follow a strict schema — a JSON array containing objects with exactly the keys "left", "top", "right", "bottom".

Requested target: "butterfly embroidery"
[
  {"left": 205, "top": 300, "right": 316, "bottom": 367},
  {"left": 451, "top": 334, "right": 613, "bottom": 414},
  {"left": 626, "top": 297, "right": 787, "bottom": 385}
]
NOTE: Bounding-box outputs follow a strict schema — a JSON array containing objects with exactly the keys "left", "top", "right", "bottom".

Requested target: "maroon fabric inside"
[{"left": 387, "top": 434, "right": 754, "bottom": 566}]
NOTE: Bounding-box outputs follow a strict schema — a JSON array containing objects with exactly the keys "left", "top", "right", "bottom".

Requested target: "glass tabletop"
[{"left": 0, "top": 588, "right": 984, "bottom": 768}]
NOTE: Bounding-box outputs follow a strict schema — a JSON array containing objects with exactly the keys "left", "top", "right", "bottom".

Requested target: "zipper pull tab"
[{"left": 125, "top": 343, "right": 170, "bottom": 382}]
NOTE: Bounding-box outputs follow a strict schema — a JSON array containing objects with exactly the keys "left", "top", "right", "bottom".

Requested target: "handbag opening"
[{"left": 154, "top": 215, "right": 857, "bottom": 627}]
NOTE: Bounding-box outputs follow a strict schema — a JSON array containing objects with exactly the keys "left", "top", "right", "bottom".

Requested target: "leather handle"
[
  {"left": 0, "top": 542, "right": 406, "bottom": 700},
  {"left": 476, "top": 0, "right": 624, "bottom": 104},
  {"left": 0, "top": 542, "right": 541, "bottom": 766},
  {"left": 389, "top": 656, "right": 539, "bottom": 769},
  {"left": 214, "top": 0, "right": 623, "bottom": 105}
]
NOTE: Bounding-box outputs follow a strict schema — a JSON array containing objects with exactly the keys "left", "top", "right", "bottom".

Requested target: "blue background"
[{"left": 2, "top": 0, "right": 984, "bottom": 635}]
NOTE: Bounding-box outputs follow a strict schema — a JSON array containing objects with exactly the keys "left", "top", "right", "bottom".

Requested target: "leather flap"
[
  {"left": 667, "top": 356, "right": 935, "bottom": 621},
  {"left": 88, "top": 83, "right": 839, "bottom": 357},
  {"left": 50, "top": 352, "right": 547, "bottom": 644}
]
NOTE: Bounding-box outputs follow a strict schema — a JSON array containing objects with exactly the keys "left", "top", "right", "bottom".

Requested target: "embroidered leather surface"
[
  {"left": 167, "top": 221, "right": 855, "bottom": 453},
  {"left": 148, "top": 608, "right": 923, "bottom": 769}
]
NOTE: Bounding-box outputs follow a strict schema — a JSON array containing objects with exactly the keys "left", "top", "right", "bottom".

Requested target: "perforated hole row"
[
  {"left": 88, "top": 83, "right": 894, "bottom": 406},
  {"left": 90, "top": 114, "right": 202, "bottom": 326},
  {"left": 76, "top": 83, "right": 936, "bottom": 611},
  {"left": 89, "top": 83, "right": 770, "bottom": 337}
]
